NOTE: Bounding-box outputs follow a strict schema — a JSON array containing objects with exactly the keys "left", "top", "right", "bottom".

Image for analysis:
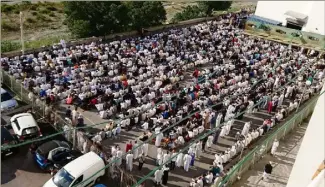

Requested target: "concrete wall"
[
  {"left": 287, "top": 83, "right": 325, "bottom": 187},
  {"left": 255, "top": 1, "right": 325, "bottom": 35}
]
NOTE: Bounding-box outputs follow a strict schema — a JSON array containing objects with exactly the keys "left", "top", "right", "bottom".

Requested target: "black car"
[
  {"left": 32, "top": 140, "right": 74, "bottom": 171},
  {"left": 1, "top": 126, "right": 19, "bottom": 158}
]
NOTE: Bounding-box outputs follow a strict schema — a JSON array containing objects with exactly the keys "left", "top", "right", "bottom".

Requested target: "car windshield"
[
  {"left": 53, "top": 168, "right": 75, "bottom": 187},
  {"left": 1, "top": 92, "right": 13, "bottom": 102},
  {"left": 22, "top": 127, "right": 38, "bottom": 135}
]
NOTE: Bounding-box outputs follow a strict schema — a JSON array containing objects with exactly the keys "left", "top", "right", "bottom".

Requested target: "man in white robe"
[
  {"left": 116, "top": 147, "right": 123, "bottom": 167},
  {"left": 126, "top": 151, "right": 134, "bottom": 171},
  {"left": 155, "top": 132, "right": 163, "bottom": 147},
  {"left": 205, "top": 135, "right": 214, "bottom": 150},
  {"left": 278, "top": 93, "right": 284, "bottom": 107},
  {"left": 176, "top": 151, "right": 184, "bottom": 167},
  {"left": 219, "top": 126, "right": 226, "bottom": 137},
  {"left": 271, "top": 139, "right": 279, "bottom": 156},
  {"left": 183, "top": 153, "right": 192, "bottom": 172},
  {"left": 241, "top": 122, "right": 251, "bottom": 136},
  {"left": 216, "top": 113, "right": 222, "bottom": 127},
  {"left": 142, "top": 143, "right": 149, "bottom": 157},
  {"left": 195, "top": 141, "right": 202, "bottom": 159},
  {"left": 213, "top": 154, "right": 222, "bottom": 165},
  {"left": 133, "top": 141, "right": 139, "bottom": 160},
  {"left": 154, "top": 168, "right": 163, "bottom": 185},
  {"left": 163, "top": 151, "right": 171, "bottom": 165}
]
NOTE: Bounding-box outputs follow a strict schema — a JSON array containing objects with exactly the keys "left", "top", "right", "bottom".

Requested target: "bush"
[
  {"left": 30, "top": 5, "right": 38, "bottom": 11},
  {"left": 171, "top": 5, "right": 205, "bottom": 22},
  {"left": 48, "top": 12, "right": 56, "bottom": 17},
  {"left": 1, "top": 4, "right": 15, "bottom": 13},
  {"left": 1, "top": 41, "right": 21, "bottom": 53},
  {"left": 2, "top": 21, "right": 20, "bottom": 31},
  {"left": 26, "top": 17, "right": 36, "bottom": 23},
  {"left": 31, "top": 11, "right": 38, "bottom": 16},
  {"left": 46, "top": 6, "right": 57, "bottom": 11},
  {"left": 40, "top": 9, "right": 50, "bottom": 14}
]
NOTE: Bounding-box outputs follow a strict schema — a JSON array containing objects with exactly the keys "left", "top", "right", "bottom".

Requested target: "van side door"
[{"left": 70, "top": 175, "right": 83, "bottom": 187}]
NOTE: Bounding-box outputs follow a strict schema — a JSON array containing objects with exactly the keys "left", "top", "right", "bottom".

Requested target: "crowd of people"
[{"left": 1, "top": 10, "right": 325, "bottom": 187}]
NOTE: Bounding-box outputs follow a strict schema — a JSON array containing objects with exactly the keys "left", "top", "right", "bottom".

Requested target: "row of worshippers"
[{"left": 2, "top": 11, "right": 248, "bottom": 119}]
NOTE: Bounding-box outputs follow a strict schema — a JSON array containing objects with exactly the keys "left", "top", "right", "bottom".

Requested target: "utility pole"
[{"left": 20, "top": 11, "right": 25, "bottom": 55}]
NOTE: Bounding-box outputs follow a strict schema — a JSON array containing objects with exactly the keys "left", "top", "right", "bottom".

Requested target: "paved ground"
[{"left": 232, "top": 122, "right": 308, "bottom": 187}]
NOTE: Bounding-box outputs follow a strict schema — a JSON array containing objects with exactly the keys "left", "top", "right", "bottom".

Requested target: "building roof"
[{"left": 284, "top": 10, "right": 308, "bottom": 20}]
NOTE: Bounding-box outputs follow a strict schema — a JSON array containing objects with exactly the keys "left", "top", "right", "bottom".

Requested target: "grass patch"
[
  {"left": 1, "top": 20, "right": 20, "bottom": 32},
  {"left": 1, "top": 40, "right": 21, "bottom": 53}
]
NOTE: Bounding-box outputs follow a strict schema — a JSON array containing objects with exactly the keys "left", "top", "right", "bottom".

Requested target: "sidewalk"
[{"left": 233, "top": 122, "right": 308, "bottom": 187}]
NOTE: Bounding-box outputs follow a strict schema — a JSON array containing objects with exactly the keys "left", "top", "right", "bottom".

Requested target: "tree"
[
  {"left": 199, "top": 1, "right": 232, "bottom": 16},
  {"left": 171, "top": 5, "right": 205, "bottom": 23},
  {"left": 125, "top": 1, "right": 167, "bottom": 31},
  {"left": 64, "top": 1, "right": 129, "bottom": 37}
]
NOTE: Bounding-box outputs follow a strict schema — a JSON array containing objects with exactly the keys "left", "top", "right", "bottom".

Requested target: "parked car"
[
  {"left": 1, "top": 126, "right": 19, "bottom": 158},
  {"left": 10, "top": 113, "right": 42, "bottom": 140},
  {"left": 94, "top": 185, "right": 107, "bottom": 187},
  {"left": 43, "top": 152, "right": 105, "bottom": 187},
  {"left": 1, "top": 88, "right": 18, "bottom": 112},
  {"left": 33, "top": 140, "right": 73, "bottom": 171}
]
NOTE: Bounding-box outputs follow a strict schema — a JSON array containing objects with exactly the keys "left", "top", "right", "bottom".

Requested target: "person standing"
[
  {"left": 154, "top": 168, "right": 163, "bottom": 186},
  {"left": 138, "top": 154, "right": 145, "bottom": 171},
  {"left": 116, "top": 146, "right": 123, "bottom": 167},
  {"left": 142, "top": 142, "right": 149, "bottom": 157},
  {"left": 126, "top": 141, "right": 133, "bottom": 153},
  {"left": 271, "top": 139, "right": 279, "bottom": 156},
  {"left": 263, "top": 161, "right": 273, "bottom": 180},
  {"left": 183, "top": 153, "right": 192, "bottom": 172},
  {"left": 170, "top": 150, "right": 177, "bottom": 170},
  {"left": 162, "top": 165, "right": 170, "bottom": 185},
  {"left": 163, "top": 151, "right": 171, "bottom": 166},
  {"left": 126, "top": 151, "right": 134, "bottom": 172},
  {"left": 176, "top": 151, "right": 184, "bottom": 168},
  {"left": 133, "top": 140, "right": 139, "bottom": 160}
]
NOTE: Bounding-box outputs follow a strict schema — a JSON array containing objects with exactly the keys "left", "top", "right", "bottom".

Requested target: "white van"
[{"left": 43, "top": 152, "right": 106, "bottom": 187}]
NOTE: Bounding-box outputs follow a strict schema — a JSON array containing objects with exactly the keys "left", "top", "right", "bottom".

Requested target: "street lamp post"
[{"left": 20, "top": 11, "right": 25, "bottom": 55}]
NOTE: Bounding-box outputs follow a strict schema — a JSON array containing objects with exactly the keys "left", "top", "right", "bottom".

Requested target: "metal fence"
[
  {"left": 214, "top": 93, "right": 319, "bottom": 187},
  {"left": 1, "top": 70, "right": 74, "bottom": 143}
]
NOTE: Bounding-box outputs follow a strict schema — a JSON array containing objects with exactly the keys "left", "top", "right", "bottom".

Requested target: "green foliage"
[
  {"left": 198, "top": 1, "right": 232, "bottom": 16},
  {"left": 171, "top": 5, "right": 205, "bottom": 23},
  {"left": 26, "top": 17, "right": 36, "bottom": 23},
  {"left": 67, "top": 19, "right": 91, "bottom": 38},
  {"left": 125, "top": 1, "right": 167, "bottom": 30},
  {"left": 49, "top": 12, "right": 56, "bottom": 17},
  {"left": 64, "top": 1, "right": 130, "bottom": 37},
  {"left": 1, "top": 20, "right": 20, "bottom": 32},
  {"left": 1, "top": 41, "right": 21, "bottom": 53},
  {"left": 1, "top": 4, "right": 15, "bottom": 13},
  {"left": 31, "top": 11, "right": 38, "bottom": 16},
  {"left": 40, "top": 9, "right": 51, "bottom": 14},
  {"left": 46, "top": 5, "right": 57, "bottom": 11},
  {"left": 64, "top": 1, "right": 166, "bottom": 37}
]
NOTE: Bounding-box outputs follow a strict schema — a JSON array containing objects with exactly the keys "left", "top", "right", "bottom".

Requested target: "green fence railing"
[{"left": 214, "top": 91, "right": 323, "bottom": 187}]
